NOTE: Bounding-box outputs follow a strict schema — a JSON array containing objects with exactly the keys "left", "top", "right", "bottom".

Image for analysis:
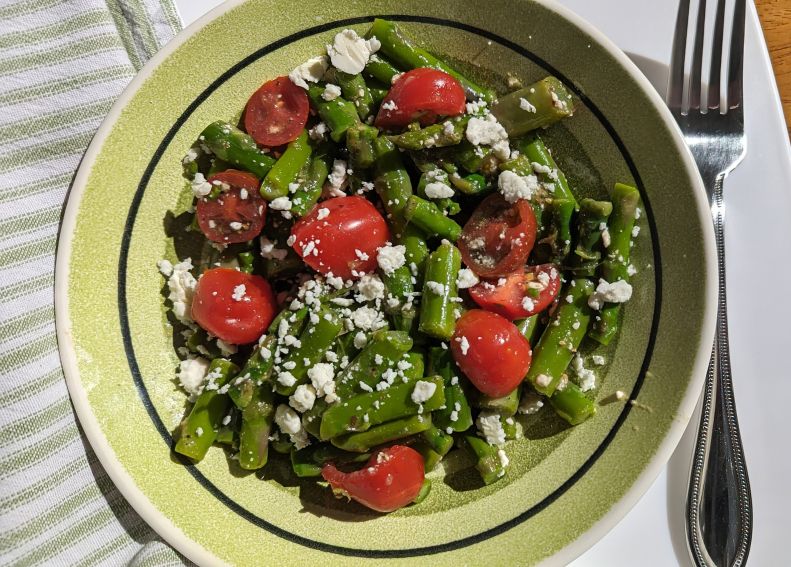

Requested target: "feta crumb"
[
  {"left": 288, "top": 55, "right": 328, "bottom": 89},
  {"left": 191, "top": 172, "right": 212, "bottom": 198},
  {"left": 167, "top": 259, "right": 197, "bottom": 323},
  {"left": 519, "top": 97, "right": 537, "bottom": 112},
  {"left": 535, "top": 373, "right": 552, "bottom": 388},
  {"left": 588, "top": 279, "right": 633, "bottom": 310},
  {"left": 411, "top": 380, "right": 437, "bottom": 404},
  {"left": 277, "top": 371, "right": 297, "bottom": 388},
  {"left": 425, "top": 281, "right": 446, "bottom": 296},
  {"left": 635, "top": 207, "right": 642, "bottom": 220},
  {"left": 497, "top": 449, "right": 510, "bottom": 468},
  {"left": 316, "top": 207, "right": 330, "bottom": 220},
  {"left": 592, "top": 355, "right": 606, "bottom": 366},
  {"left": 177, "top": 357, "right": 209, "bottom": 397},
  {"left": 476, "top": 411, "right": 506, "bottom": 446},
  {"left": 327, "top": 29, "right": 380, "bottom": 74},
  {"left": 377, "top": 244, "right": 406, "bottom": 275},
  {"left": 354, "top": 249, "right": 369, "bottom": 261},
  {"left": 491, "top": 139, "right": 511, "bottom": 161},
  {"left": 572, "top": 354, "right": 596, "bottom": 392},
  {"left": 195, "top": 427, "right": 203, "bottom": 437},
  {"left": 456, "top": 268, "right": 479, "bottom": 289},
  {"left": 269, "top": 196, "right": 292, "bottom": 211},
  {"left": 424, "top": 181, "right": 455, "bottom": 199},
  {"left": 327, "top": 159, "right": 348, "bottom": 195},
  {"left": 308, "top": 363, "right": 338, "bottom": 402},
  {"left": 259, "top": 236, "right": 288, "bottom": 260},
  {"left": 359, "top": 381, "right": 373, "bottom": 393},
  {"left": 458, "top": 336, "right": 470, "bottom": 355},
  {"left": 380, "top": 99, "right": 397, "bottom": 111},
  {"left": 632, "top": 225, "right": 641, "bottom": 238},
  {"left": 497, "top": 170, "right": 539, "bottom": 203},
  {"left": 351, "top": 306, "right": 384, "bottom": 330},
  {"left": 274, "top": 404, "right": 310, "bottom": 449},
  {"left": 308, "top": 122, "right": 328, "bottom": 141},
  {"left": 521, "top": 296, "right": 535, "bottom": 312},
  {"left": 465, "top": 115, "right": 507, "bottom": 146},
  {"left": 231, "top": 284, "right": 246, "bottom": 302},
  {"left": 356, "top": 273, "right": 385, "bottom": 301},
  {"left": 601, "top": 226, "right": 611, "bottom": 248},
  {"left": 289, "top": 384, "right": 316, "bottom": 412},
  {"left": 322, "top": 83, "right": 342, "bottom": 101},
  {"left": 353, "top": 331, "right": 367, "bottom": 349},
  {"left": 157, "top": 259, "right": 173, "bottom": 277},
  {"left": 615, "top": 390, "right": 627, "bottom": 401}
]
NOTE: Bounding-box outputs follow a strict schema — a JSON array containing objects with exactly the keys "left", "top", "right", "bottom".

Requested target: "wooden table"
[{"left": 755, "top": 0, "right": 791, "bottom": 137}]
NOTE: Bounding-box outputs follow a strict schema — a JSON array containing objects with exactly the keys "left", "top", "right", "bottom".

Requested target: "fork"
[{"left": 667, "top": 0, "right": 753, "bottom": 565}]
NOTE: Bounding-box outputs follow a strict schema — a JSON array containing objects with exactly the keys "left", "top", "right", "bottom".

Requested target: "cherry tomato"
[
  {"left": 458, "top": 194, "right": 537, "bottom": 278},
  {"left": 321, "top": 445, "right": 424, "bottom": 513},
  {"left": 451, "top": 309, "right": 532, "bottom": 397},
  {"left": 374, "top": 68, "right": 466, "bottom": 129},
  {"left": 290, "top": 196, "right": 390, "bottom": 280},
  {"left": 243, "top": 76, "right": 309, "bottom": 147},
  {"left": 196, "top": 170, "right": 266, "bottom": 244},
  {"left": 469, "top": 264, "right": 561, "bottom": 320},
  {"left": 191, "top": 268, "right": 276, "bottom": 345}
]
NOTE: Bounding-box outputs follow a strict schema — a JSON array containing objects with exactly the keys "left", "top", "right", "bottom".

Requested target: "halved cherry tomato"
[
  {"left": 469, "top": 264, "right": 561, "bottom": 320},
  {"left": 374, "top": 68, "right": 466, "bottom": 129},
  {"left": 191, "top": 268, "right": 276, "bottom": 345},
  {"left": 451, "top": 309, "right": 532, "bottom": 397},
  {"left": 321, "top": 445, "right": 424, "bottom": 513},
  {"left": 290, "top": 196, "right": 390, "bottom": 280},
  {"left": 458, "top": 194, "right": 537, "bottom": 278},
  {"left": 196, "top": 170, "right": 266, "bottom": 244},
  {"left": 244, "top": 76, "right": 309, "bottom": 147}
]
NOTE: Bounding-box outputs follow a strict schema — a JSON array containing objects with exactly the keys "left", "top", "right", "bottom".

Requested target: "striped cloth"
[{"left": 0, "top": 1, "right": 189, "bottom": 565}]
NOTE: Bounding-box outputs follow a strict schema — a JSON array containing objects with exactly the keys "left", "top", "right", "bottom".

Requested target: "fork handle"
[{"left": 686, "top": 173, "right": 753, "bottom": 567}]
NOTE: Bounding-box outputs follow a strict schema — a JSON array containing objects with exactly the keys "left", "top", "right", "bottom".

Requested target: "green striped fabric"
[{"left": 0, "top": 1, "right": 188, "bottom": 565}]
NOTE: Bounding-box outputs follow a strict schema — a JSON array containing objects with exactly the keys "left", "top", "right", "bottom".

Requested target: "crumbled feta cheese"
[
  {"left": 195, "top": 427, "right": 203, "bottom": 437},
  {"left": 269, "top": 196, "right": 292, "bottom": 211},
  {"left": 632, "top": 225, "right": 641, "bottom": 238},
  {"left": 588, "top": 279, "right": 633, "bottom": 310},
  {"left": 216, "top": 339, "right": 237, "bottom": 356},
  {"left": 635, "top": 207, "right": 642, "bottom": 220},
  {"left": 231, "top": 284, "right": 246, "bottom": 302},
  {"left": 425, "top": 281, "right": 446, "bottom": 296},
  {"left": 601, "top": 226, "right": 611, "bottom": 248},
  {"left": 381, "top": 99, "right": 397, "bottom": 111},
  {"left": 376, "top": 244, "right": 406, "bottom": 275},
  {"left": 157, "top": 259, "right": 173, "bottom": 277},
  {"left": 308, "top": 363, "right": 338, "bottom": 402},
  {"left": 615, "top": 390, "right": 627, "bottom": 401},
  {"left": 519, "top": 97, "right": 537, "bottom": 112},
  {"left": 497, "top": 449, "right": 510, "bottom": 468},
  {"left": 351, "top": 306, "right": 384, "bottom": 330},
  {"left": 465, "top": 115, "right": 507, "bottom": 146},
  {"left": 274, "top": 404, "right": 310, "bottom": 449},
  {"left": 288, "top": 55, "right": 328, "bottom": 89},
  {"left": 518, "top": 390, "right": 544, "bottom": 415},
  {"left": 182, "top": 147, "right": 199, "bottom": 164},
  {"left": 289, "top": 384, "right": 317, "bottom": 412},
  {"left": 316, "top": 207, "right": 330, "bottom": 220},
  {"left": 456, "top": 268, "right": 479, "bottom": 289},
  {"left": 326, "top": 29, "right": 380, "bottom": 74},
  {"left": 327, "top": 159, "right": 347, "bottom": 195},
  {"left": 627, "top": 264, "right": 638, "bottom": 276},
  {"left": 491, "top": 139, "right": 511, "bottom": 161},
  {"left": 354, "top": 249, "right": 369, "bottom": 261},
  {"left": 259, "top": 236, "right": 288, "bottom": 260},
  {"left": 476, "top": 411, "right": 506, "bottom": 446},
  {"left": 535, "top": 373, "right": 552, "bottom": 388},
  {"left": 572, "top": 354, "right": 596, "bottom": 392},
  {"left": 424, "top": 181, "right": 455, "bottom": 199},
  {"left": 521, "top": 296, "right": 535, "bottom": 311},
  {"left": 167, "top": 259, "right": 197, "bottom": 323},
  {"left": 497, "top": 170, "right": 539, "bottom": 203},
  {"left": 308, "top": 122, "right": 328, "bottom": 141},
  {"left": 411, "top": 380, "right": 437, "bottom": 404},
  {"left": 458, "top": 336, "right": 470, "bottom": 355},
  {"left": 177, "top": 357, "right": 209, "bottom": 397},
  {"left": 353, "top": 331, "right": 368, "bottom": 349},
  {"left": 277, "top": 371, "right": 297, "bottom": 388},
  {"left": 322, "top": 83, "right": 342, "bottom": 100},
  {"left": 465, "top": 99, "right": 488, "bottom": 114},
  {"left": 356, "top": 273, "right": 385, "bottom": 300},
  {"left": 592, "top": 355, "right": 606, "bottom": 366},
  {"left": 191, "top": 172, "right": 212, "bottom": 198}
]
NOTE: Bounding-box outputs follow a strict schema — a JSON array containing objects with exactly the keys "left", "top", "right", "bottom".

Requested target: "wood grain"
[{"left": 755, "top": 0, "right": 791, "bottom": 137}]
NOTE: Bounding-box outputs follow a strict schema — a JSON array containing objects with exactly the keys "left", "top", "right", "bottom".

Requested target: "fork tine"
[
  {"left": 727, "top": 0, "right": 746, "bottom": 109},
  {"left": 689, "top": 0, "right": 708, "bottom": 110},
  {"left": 707, "top": 0, "right": 726, "bottom": 109},
  {"left": 668, "top": 0, "right": 691, "bottom": 110}
]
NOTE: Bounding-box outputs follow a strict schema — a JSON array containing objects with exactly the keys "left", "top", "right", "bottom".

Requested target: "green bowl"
[{"left": 55, "top": 0, "right": 716, "bottom": 564}]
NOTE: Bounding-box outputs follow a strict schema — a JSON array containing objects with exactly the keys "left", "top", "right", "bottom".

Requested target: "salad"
[{"left": 160, "top": 18, "right": 641, "bottom": 513}]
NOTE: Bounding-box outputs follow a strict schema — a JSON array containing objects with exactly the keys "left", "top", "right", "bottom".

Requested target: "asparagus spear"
[
  {"left": 491, "top": 77, "right": 574, "bottom": 137},
  {"left": 588, "top": 183, "right": 640, "bottom": 345},
  {"left": 364, "top": 53, "right": 402, "bottom": 85},
  {"left": 404, "top": 196, "right": 462, "bottom": 241},
  {"left": 346, "top": 123, "right": 379, "bottom": 169},
  {"left": 331, "top": 414, "right": 432, "bottom": 452},
  {"left": 307, "top": 84, "right": 361, "bottom": 142},
  {"left": 419, "top": 240, "right": 461, "bottom": 340},
  {"left": 334, "top": 330, "right": 413, "bottom": 397},
  {"left": 513, "top": 134, "right": 578, "bottom": 209},
  {"left": 387, "top": 117, "right": 468, "bottom": 151},
  {"left": 568, "top": 198, "right": 614, "bottom": 277},
  {"left": 174, "top": 358, "right": 239, "bottom": 462},
  {"left": 199, "top": 121, "right": 275, "bottom": 179},
  {"left": 525, "top": 279, "right": 594, "bottom": 396},
  {"left": 460, "top": 435, "right": 506, "bottom": 485},
  {"left": 366, "top": 19, "right": 496, "bottom": 102},
  {"left": 259, "top": 130, "right": 312, "bottom": 200},
  {"left": 319, "top": 375, "right": 444, "bottom": 439},
  {"left": 238, "top": 382, "right": 275, "bottom": 470},
  {"left": 334, "top": 70, "right": 375, "bottom": 120},
  {"left": 428, "top": 347, "right": 473, "bottom": 433},
  {"left": 290, "top": 443, "right": 370, "bottom": 476},
  {"left": 290, "top": 144, "right": 333, "bottom": 217},
  {"left": 549, "top": 381, "right": 596, "bottom": 425}
]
